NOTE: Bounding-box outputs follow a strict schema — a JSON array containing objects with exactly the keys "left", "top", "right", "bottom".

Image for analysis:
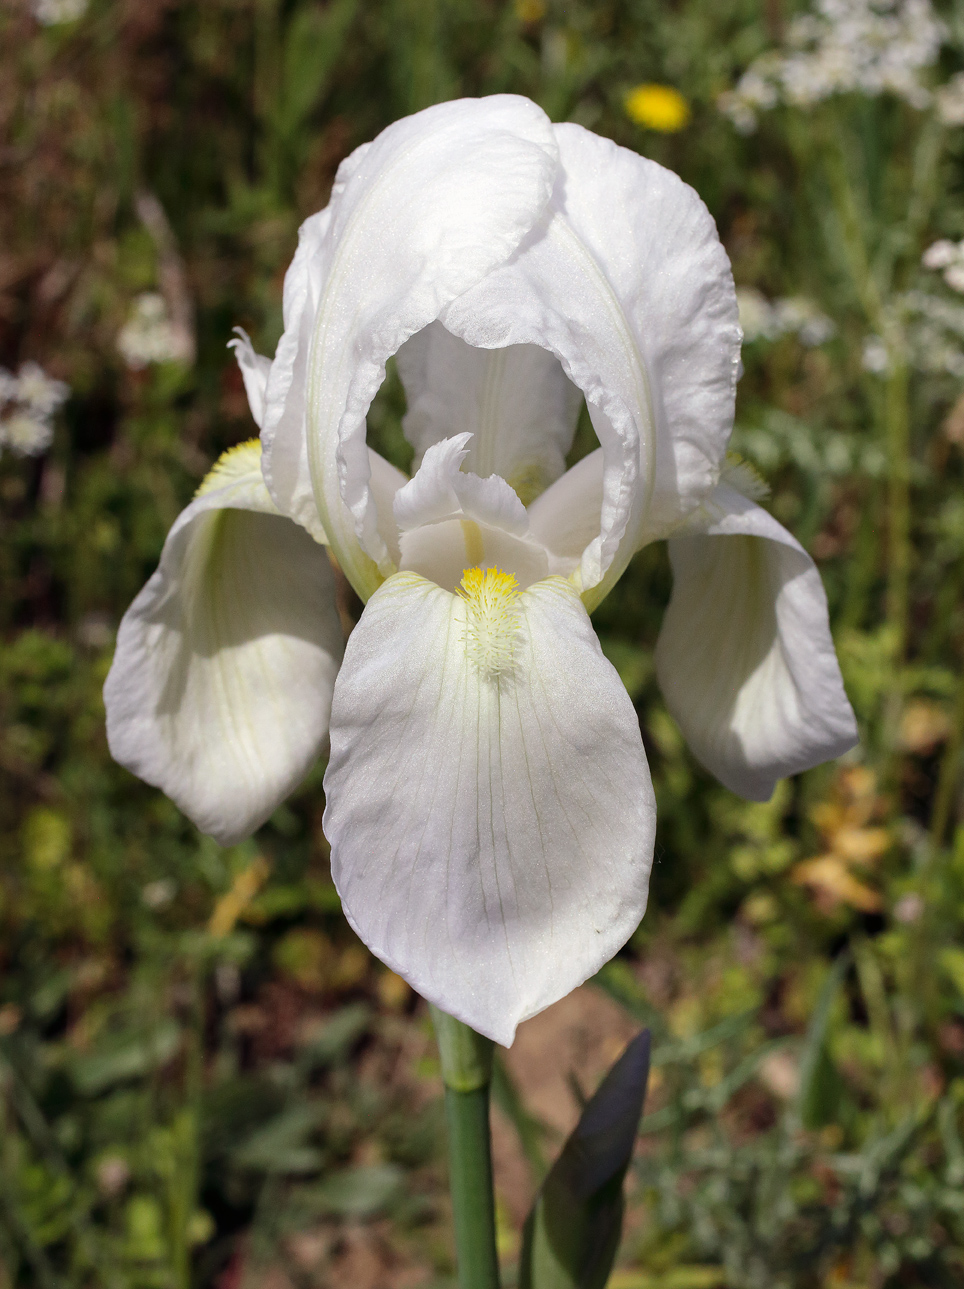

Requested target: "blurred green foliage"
[{"left": 2, "top": 0, "right": 964, "bottom": 1285}]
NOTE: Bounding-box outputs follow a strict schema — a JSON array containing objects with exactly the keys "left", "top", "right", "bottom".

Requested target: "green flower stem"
[
  {"left": 930, "top": 664, "right": 964, "bottom": 850},
  {"left": 818, "top": 119, "right": 915, "bottom": 740},
  {"left": 883, "top": 357, "right": 911, "bottom": 666},
  {"left": 431, "top": 1006, "right": 500, "bottom": 1289}
]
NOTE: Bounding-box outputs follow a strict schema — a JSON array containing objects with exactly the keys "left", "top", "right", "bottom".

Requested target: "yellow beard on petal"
[
  {"left": 195, "top": 438, "right": 262, "bottom": 497},
  {"left": 459, "top": 566, "right": 521, "bottom": 683}
]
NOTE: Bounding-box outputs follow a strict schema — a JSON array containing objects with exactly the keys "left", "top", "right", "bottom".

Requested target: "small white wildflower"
[
  {"left": 736, "top": 287, "right": 777, "bottom": 341},
  {"left": 893, "top": 892, "right": 924, "bottom": 923},
  {"left": 719, "top": 0, "right": 945, "bottom": 125},
  {"left": 0, "top": 369, "right": 18, "bottom": 408},
  {"left": 76, "top": 612, "right": 115, "bottom": 649},
  {"left": 117, "top": 293, "right": 194, "bottom": 370},
  {"left": 142, "top": 879, "right": 176, "bottom": 909},
  {"left": 32, "top": 0, "right": 87, "bottom": 24},
  {"left": 921, "top": 239, "right": 964, "bottom": 293},
  {"left": 718, "top": 59, "right": 782, "bottom": 133},
  {"left": 903, "top": 289, "right": 964, "bottom": 338},
  {"left": 95, "top": 1156, "right": 131, "bottom": 1197},
  {"left": 16, "top": 361, "right": 69, "bottom": 417},
  {"left": 0, "top": 361, "right": 69, "bottom": 459},
  {"left": 737, "top": 287, "right": 835, "bottom": 346},
  {"left": 772, "top": 296, "right": 836, "bottom": 345},
  {"left": 945, "top": 264, "right": 964, "bottom": 294},
  {"left": 936, "top": 71, "right": 964, "bottom": 125},
  {"left": 1, "top": 411, "right": 55, "bottom": 457},
  {"left": 923, "top": 238, "right": 959, "bottom": 269},
  {"left": 862, "top": 335, "right": 891, "bottom": 373},
  {"left": 717, "top": 92, "right": 760, "bottom": 134}
]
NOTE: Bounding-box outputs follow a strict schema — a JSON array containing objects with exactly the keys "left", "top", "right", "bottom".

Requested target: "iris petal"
[
  {"left": 396, "top": 321, "right": 582, "bottom": 503},
  {"left": 655, "top": 483, "right": 859, "bottom": 800},
  {"left": 442, "top": 122, "right": 741, "bottom": 607},
  {"left": 324, "top": 570, "right": 655, "bottom": 1045},
  {"left": 263, "top": 95, "right": 559, "bottom": 602},
  {"left": 104, "top": 443, "right": 344, "bottom": 845}
]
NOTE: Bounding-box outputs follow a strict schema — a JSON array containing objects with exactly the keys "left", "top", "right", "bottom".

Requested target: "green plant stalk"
[
  {"left": 901, "top": 670, "right": 964, "bottom": 1020},
  {"left": 431, "top": 1006, "right": 500, "bottom": 1289},
  {"left": 820, "top": 121, "right": 913, "bottom": 730},
  {"left": 930, "top": 664, "right": 964, "bottom": 850},
  {"left": 254, "top": 0, "right": 282, "bottom": 195},
  {"left": 170, "top": 969, "right": 204, "bottom": 1289},
  {"left": 883, "top": 356, "right": 911, "bottom": 670}
]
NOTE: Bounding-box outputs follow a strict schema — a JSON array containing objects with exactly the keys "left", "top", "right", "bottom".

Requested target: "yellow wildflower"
[
  {"left": 624, "top": 83, "right": 691, "bottom": 132},
  {"left": 514, "top": 0, "right": 545, "bottom": 23},
  {"left": 207, "top": 855, "right": 270, "bottom": 938}
]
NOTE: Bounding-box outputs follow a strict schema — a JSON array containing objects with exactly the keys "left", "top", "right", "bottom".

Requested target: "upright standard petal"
[
  {"left": 395, "top": 321, "right": 582, "bottom": 503},
  {"left": 258, "top": 207, "right": 334, "bottom": 547},
  {"left": 526, "top": 447, "right": 604, "bottom": 577},
  {"left": 442, "top": 122, "right": 741, "bottom": 609},
  {"left": 654, "top": 482, "right": 859, "bottom": 801},
  {"left": 104, "top": 441, "right": 344, "bottom": 846},
  {"left": 262, "top": 96, "right": 559, "bottom": 602},
  {"left": 324, "top": 570, "right": 655, "bottom": 1046}
]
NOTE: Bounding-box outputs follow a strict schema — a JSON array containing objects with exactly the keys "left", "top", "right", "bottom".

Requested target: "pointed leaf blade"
[{"left": 520, "top": 1029, "right": 650, "bottom": 1289}]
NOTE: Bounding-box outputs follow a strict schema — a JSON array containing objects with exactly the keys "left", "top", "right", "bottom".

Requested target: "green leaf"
[
  {"left": 491, "top": 1049, "right": 550, "bottom": 1181},
  {"left": 69, "top": 1020, "right": 181, "bottom": 1095},
  {"left": 795, "top": 951, "right": 849, "bottom": 1132},
  {"left": 276, "top": 0, "right": 360, "bottom": 140},
  {"left": 298, "top": 1001, "right": 371, "bottom": 1069},
  {"left": 308, "top": 1163, "right": 404, "bottom": 1218},
  {"left": 232, "top": 1104, "right": 324, "bottom": 1174},
  {"left": 519, "top": 1030, "right": 650, "bottom": 1289}
]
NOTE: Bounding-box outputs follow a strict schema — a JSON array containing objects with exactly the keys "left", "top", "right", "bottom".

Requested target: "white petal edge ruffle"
[
  {"left": 392, "top": 433, "right": 528, "bottom": 536},
  {"left": 262, "top": 95, "right": 559, "bottom": 602},
  {"left": 104, "top": 442, "right": 345, "bottom": 846},
  {"left": 324, "top": 570, "right": 656, "bottom": 1046},
  {"left": 654, "top": 483, "right": 859, "bottom": 801},
  {"left": 442, "top": 121, "right": 741, "bottom": 610}
]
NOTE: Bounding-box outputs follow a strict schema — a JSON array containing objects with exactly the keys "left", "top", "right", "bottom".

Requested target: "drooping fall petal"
[
  {"left": 654, "top": 482, "right": 858, "bottom": 801},
  {"left": 104, "top": 442, "right": 344, "bottom": 845},
  {"left": 323, "top": 570, "right": 655, "bottom": 1045}
]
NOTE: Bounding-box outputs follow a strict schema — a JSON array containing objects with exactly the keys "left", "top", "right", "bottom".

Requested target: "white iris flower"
[{"left": 104, "top": 96, "right": 857, "bottom": 1045}]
